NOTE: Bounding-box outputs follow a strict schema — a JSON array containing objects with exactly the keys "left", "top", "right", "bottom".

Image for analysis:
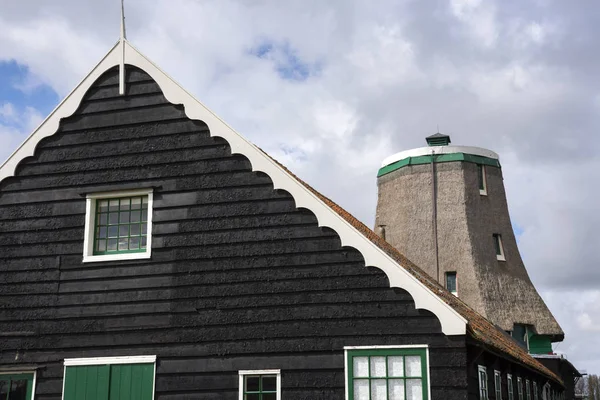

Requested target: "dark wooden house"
[{"left": 0, "top": 38, "right": 568, "bottom": 400}]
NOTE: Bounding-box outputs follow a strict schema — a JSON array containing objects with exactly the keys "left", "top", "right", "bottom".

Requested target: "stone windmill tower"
[{"left": 375, "top": 133, "right": 564, "bottom": 353}]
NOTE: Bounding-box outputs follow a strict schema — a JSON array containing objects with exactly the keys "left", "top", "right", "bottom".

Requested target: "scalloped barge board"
[{"left": 0, "top": 40, "right": 467, "bottom": 336}]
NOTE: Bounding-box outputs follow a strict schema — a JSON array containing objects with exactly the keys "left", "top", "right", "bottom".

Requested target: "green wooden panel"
[
  {"left": 109, "top": 364, "right": 154, "bottom": 400},
  {"left": 529, "top": 335, "right": 553, "bottom": 354},
  {"left": 64, "top": 366, "right": 110, "bottom": 400}
]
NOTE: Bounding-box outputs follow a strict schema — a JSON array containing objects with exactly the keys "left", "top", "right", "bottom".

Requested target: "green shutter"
[
  {"left": 109, "top": 364, "right": 154, "bottom": 400},
  {"left": 64, "top": 365, "right": 110, "bottom": 400},
  {"left": 64, "top": 363, "right": 154, "bottom": 400},
  {"left": 529, "top": 335, "right": 553, "bottom": 354}
]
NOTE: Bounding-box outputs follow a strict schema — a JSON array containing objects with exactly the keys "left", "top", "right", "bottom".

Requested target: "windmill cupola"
[{"left": 425, "top": 133, "right": 451, "bottom": 147}]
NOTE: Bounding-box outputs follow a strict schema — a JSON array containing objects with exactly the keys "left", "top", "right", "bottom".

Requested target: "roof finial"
[
  {"left": 119, "top": 0, "right": 127, "bottom": 95},
  {"left": 120, "top": 0, "right": 127, "bottom": 40}
]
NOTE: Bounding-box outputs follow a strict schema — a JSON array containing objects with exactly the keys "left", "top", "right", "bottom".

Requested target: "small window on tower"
[
  {"left": 493, "top": 234, "right": 505, "bottom": 261},
  {"left": 478, "top": 164, "right": 487, "bottom": 195},
  {"left": 446, "top": 272, "right": 457, "bottom": 296}
]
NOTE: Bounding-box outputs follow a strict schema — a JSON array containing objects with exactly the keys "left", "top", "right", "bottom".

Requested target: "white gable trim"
[{"left": 0, "top": 40, "right": 467, "bottom": 335}]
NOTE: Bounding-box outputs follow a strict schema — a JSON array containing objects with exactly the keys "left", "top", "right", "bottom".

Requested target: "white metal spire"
[{"left": 119, "top": 0, "right": 127, "bottom": 95}]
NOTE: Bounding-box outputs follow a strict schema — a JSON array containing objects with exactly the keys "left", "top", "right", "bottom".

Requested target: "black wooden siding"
[{"left": 0, "top": 66, "right": 467, "bottom": 399}]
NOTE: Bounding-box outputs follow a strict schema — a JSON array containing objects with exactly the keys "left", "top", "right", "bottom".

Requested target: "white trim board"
[
  {"left": 0, "top": 40, "right": 467, "bottom": 336},
  {"left": 64, "top": 355, "right": 157, "bottom": 366}
]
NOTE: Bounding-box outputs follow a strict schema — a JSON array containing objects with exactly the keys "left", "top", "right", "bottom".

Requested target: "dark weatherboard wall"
[{"left": 0, "top": 66, "right": 467, "bottom": 399}]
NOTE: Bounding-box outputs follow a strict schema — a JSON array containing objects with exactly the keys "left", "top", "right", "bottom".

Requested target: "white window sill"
[
  {"left": 83, "top": 251, "right": 151, "bottom": 263},
  {"left": 479, "top": 189, "right": 488, "bottom": 196},
  {"left": 496, "top": 254, "right": 506, "bottom": 261}
]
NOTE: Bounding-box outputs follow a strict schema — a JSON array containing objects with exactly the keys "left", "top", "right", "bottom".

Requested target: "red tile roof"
[{"left": 269, "top": 155, "right": 563, "bottom": 385}]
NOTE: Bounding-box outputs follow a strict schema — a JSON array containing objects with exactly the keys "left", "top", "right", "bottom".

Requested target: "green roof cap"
[{"left": 426, "top": 133, "right": 451, "bottom": 147}]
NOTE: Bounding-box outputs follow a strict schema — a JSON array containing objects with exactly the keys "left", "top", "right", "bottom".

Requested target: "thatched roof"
[{"left": 269, "top": 155, "right": 563, "bottom": 385}]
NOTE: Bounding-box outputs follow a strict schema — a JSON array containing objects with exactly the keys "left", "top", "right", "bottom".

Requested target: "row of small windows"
[{"left": 478, "top": 366, "right": 563, "bottom": 400}]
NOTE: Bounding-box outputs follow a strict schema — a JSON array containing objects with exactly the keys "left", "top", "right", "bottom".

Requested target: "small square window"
[
  {"left": 83, "top": 189, "right": 153, "bottom": 263},
  {"left": 446, "top": 272, "right": 457, "bottom": 296},
  {"left": 238, "top": 370, "right": 280, "bottom": 400},
  {"left": 0, "top": 372, "right": 36, "bottom": 400},
  {"left": 493, "top": 234, "right": 506, "bottom": 261},
  {"left": 478, "top": 164, "right": 488, "bottom": 195}
]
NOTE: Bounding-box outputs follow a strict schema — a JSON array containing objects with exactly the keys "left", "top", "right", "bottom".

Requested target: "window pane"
[
  {"left": 263, "top": 394, "right": 276, "bottom": 400},
  {"left": 370, "top": 356, "right": 386, "bottom": 377},
  {"left": 0, "top": 379, "right": 8, "bottom": 400},
  {"left": 405, "top": 356, "right": 421, "bottom": 377},
  {"left": 131, "top": 197, "right": 142, "bottom": 209},
  {"left": 141, "top": 209, "right": 148, "bottom": 222},
  {"left": 262, "top": 376, "right": 277, "bottom": 392},
  {"left": 120, "top": 198, "right": 130, "bottom": 210},
  {"left": 131, "top": 210, "right": 141, "bottom": 223},
  {"left": 108, "top": 239, "right": 118, "bottom": 251},
  {"left": 388, "top": 356, "right": 404, "bottom": 377},
  {"left": 353, "top": 357, "right": 369, "bottom": 378},
  {"left": 119, "top": 225, "right": 129, "bottom": 237},
  {"left": 371, "top": 379, "right": 387, "bottom": 400},
  {"left": 129, "top": 237, "right": 140, "bottom": 250},
  {"left": 142, "top": 196, "right": 148, "bottom": 207},
  {"left": 118, "top": 239, "right": 129, "bottom": 251},
  {"left": 141, "top": 223, "right": 148, "bottom": 235},
  {"left": 8, "top": 379, "right": 28, "bottom": 400},
  {"left": 389, "top": 379, "right": 405, "bottom": 400},
  {"left": 141, "top": 236, "right": 147, "bottom": 248},
  {"left": 96, "top": 240, "right": 106, "bottom": 252},
  {"left": 245, "top": 394, "right": 259, "bottom": 400},
  {"left": 406, "top": 379, "right": 423, "bottom": 400},
  {"left": 120, "top": 211, "right": 130, "bottom": 223},
  {"left": 109, "top": 212, "right": 119, "bottom": 225},
  {"left": 98, "top": 200, "right": 109, "bottom": 213},
  {"left": 245, "top": 376, "right": 260, "bottom": 392},
  {"left": 109, "top": 199, "right": 119, "bottom": 212},
  {"left": 354, "top": 379, "right": 369, "bottom": 400},
  {"left": 98, "top": 213, "right": 108, "bottom": 226},
  {"left": 108, "top": 226, "right": 118, "bottom": 238},
  {"left": 131, "top": 224, "right": 141, "bottom": 236},
  {"left": 97, "top": 227, "right": 107, "bottom": 239}
]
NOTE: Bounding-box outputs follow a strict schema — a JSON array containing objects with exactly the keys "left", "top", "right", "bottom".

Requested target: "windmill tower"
[{"left": 375, "top": 133, "right": 564, "bottom": 352}]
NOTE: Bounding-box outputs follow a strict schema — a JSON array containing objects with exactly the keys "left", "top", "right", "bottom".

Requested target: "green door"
[{"left": 64, "top": 364, "right": 154, "bottom": 400}]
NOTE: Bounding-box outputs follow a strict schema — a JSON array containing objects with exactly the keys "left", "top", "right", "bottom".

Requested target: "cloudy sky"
[{"left": 1, "top": 0, "right": 599, "bottom": 373}]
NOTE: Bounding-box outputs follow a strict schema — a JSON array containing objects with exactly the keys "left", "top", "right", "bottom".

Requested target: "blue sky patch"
[
  {"left": 0, "top": 60, "right": 59, "bottom": 121},
  {"left": 250, "top": 40, "right": 321, "bottom": 82}
]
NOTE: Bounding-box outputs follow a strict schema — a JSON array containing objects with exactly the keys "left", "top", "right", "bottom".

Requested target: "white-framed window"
[
  {"left": 478, "top": 365, "right": 488, "bottom": 400},
  {"left": 345, "top": 345, "right": 430, "bottom": 400},
  {"left": 63, "top": 355, "right": 156, "bottom": 400},
  {"left": 517, "top": 377, "right": 524, "bottom": 400},
  {"left": 533, "top": 381, "right": 538, "bottom": 400},
  {"left": 494, "top": 370, "right": 502, "bottom": 400},
  {"left": 478, "top": 164, "right": 488, "bottom": 195},
  {"left": 0, "top": 370, "right": 37, "bottom": 400},
  {"left": 507, "top": 374, "right": 514, "bottom": 400},
  {"left": 83, "top": 188, "right": 153, "bottom": 263},
  {"left": 493, "top": 234, "right": 505, "bottom": 261},
  {"left": 526, "top": 379, "right": 531, "bottom": 400},
  {"left": 445, "top": 271, "right": 458, "bottom": 296},
  {"left": 238, "top": 370, "right": 281, "bottom": 400}
]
